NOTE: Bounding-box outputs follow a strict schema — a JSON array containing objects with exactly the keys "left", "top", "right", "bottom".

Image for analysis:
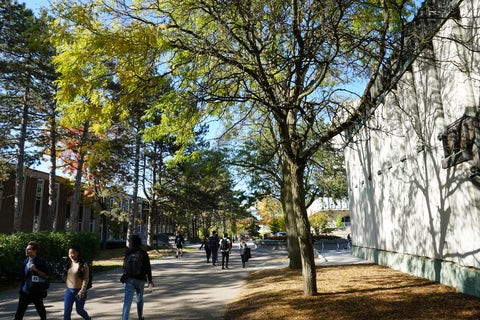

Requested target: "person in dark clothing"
[
  {"left": 238, "top": 237, "right": 249, "bottom": 268},
  {"left": 219, "top": 233, "right": 232, "bottom": 270},
  {"left": 14, "top": 241, "right": 50, "bottom": 320},
  {"left": 174, "top": 232, "right": 185, "bottom": 258},
  {"left": 199, "top": 234, "right": 212, "bottom": 263},
  {"left": 121, "top": 235, "right": 154, "bottom": 320},
  {"left": 347, "top": 234, "right": 352, "bottom": 249},
  {"left": 209, "top": 231, "right": 219, "bottom": 266}
]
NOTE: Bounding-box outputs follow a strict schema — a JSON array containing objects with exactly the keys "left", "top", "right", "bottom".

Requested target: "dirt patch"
[{"left": 225, "top": 264, "right": 480, "bottom": 320}]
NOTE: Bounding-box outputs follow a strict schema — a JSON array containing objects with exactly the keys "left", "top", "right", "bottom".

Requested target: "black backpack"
[
  {"left": 124, "top": 250, "right": 144, "bottom": 278},
  {"left": 83, "top": 262, "right": 93, "bottom": 289},
  {"left": 220, "top": 238, "right": 229, "bottom": 251}
]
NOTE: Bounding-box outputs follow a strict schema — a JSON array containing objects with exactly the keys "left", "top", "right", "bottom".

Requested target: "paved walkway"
[{"left": 0, "top": 243, "right": 368, "bottom": 320}]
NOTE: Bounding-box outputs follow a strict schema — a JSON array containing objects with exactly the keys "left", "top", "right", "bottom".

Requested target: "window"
[{"left": 33, "top": 179, "right": 44, "bottom": 232}]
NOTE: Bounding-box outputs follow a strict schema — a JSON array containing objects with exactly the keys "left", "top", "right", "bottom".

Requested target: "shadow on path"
[{"left": 0, "top": 242, "right": 288, "bottom": 320}]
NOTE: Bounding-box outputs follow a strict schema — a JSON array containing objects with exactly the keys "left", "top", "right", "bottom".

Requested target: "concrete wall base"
[{"left": 353, "top": 246, "right": 480, "bottom": 298}]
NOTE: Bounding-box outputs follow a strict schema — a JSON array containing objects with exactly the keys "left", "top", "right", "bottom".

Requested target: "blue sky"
[{"left": 25, "top": 0, "right": 51, "bottom": 14}]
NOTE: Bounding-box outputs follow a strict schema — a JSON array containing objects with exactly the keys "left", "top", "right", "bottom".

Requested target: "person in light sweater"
[{"left": 63, "top": 244, "right": 91, "bottom": 320}]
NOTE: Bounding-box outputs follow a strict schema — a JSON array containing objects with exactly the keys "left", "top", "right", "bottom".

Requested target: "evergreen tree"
[{"left": 0, "top": 0, "right": 56, "bottom": 231}]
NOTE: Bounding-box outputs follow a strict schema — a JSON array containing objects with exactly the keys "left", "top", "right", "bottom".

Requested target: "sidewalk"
[{"left": 0, "top": 243, "right": 368, "bottom": 320}]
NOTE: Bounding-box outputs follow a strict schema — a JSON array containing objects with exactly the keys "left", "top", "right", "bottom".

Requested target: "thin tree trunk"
[
  {"left": 69, "top": 121, "right": 89, "bottom": 231},
  {"left": 47, "top": 108, "right": 57, "bottom": 230},
  {"left": 147, "top": 211, "right": 153, "bottom": 247},
  {"left": 13, "top": 87, "right": 29, "bottom": 231},
  {"left": 127, "top": 132, "right": 141, "bottom": 248},
  {"left": 101, "top": 212, "right": 108, "bottom": 249}
]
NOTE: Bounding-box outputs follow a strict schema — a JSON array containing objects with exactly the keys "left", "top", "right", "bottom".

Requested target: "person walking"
[
  {"left": 219, "top": 233, "right": 232, "bottom": 269},
  {"left": 199, "top": 234, "right": 211, "bottom": 263},
  {"left": 209, "top": 231, "right": 219, "bottom": 266},
  {"left": 174, "top": 232, "right": 185, "bottom": 258},
  {"left": 14, "top": 241, "right": 50, "bottom": 320},
  {"left": 238, "top": 237, "right": 249, "bottom": 268},
  {"left": 63, "top": 244, "right": 91, "bottom": 320},
  {"left": 121, "top": 235, "right": 154, "bottom": 320}
]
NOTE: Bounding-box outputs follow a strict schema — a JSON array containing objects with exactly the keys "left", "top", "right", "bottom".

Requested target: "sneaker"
[{"left": 175, "top": 255, "right": 178, "bottom": 258}]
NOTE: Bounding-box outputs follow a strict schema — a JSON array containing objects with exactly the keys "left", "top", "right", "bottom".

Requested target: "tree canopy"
[{"left": 48, "top": 0, "right": 416, "bottom": 295}]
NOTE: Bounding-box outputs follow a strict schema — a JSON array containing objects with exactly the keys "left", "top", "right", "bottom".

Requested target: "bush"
[{"left": 0, "top": 231, "right": 99, "bottom": 284}]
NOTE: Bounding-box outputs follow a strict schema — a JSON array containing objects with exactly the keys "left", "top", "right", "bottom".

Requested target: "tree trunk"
[
  {"left": 147, "top": 199, "right": 156, "bottom": 247},
  {"left": 282, "top": 161, "right": 302, "bottom": 269},
  {"left": 13, "top": 87, "right": 29, "bottom": 231},
  {"left": 69, "top": 121, "right": 89, "bottom": 231},
  {"left": 147, "top": 210, "right": 154, "bottom": 248},
  {"left": 101, "top": 213, "right": 108, "bottom": 250},
  {"left": 47, "top": 109, "right": 57, "bottom": 230},
  {"left": 127, "top": 132, "right": 141, "bottom": 248},
  {"left": 288, "top": 157, "right": 317, "bottom": 296}
]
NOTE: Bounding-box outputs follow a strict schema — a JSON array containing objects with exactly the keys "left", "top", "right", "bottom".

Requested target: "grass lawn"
[
  {"left": 92, "top": 246, "right": 180, "bottom": 270},
  {"left": 225, "top": 264, "right": 480, "bottom": 320}
]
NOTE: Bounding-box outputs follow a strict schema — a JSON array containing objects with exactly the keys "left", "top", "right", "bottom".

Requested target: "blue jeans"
[
  {"left": 64, "top": 288, "right": 90, "bottom": 320},
  {"left": 211, "top": 248, "right": 218, "bottom": 264},
  {"left": 122, "top": 278, "right": 145, "bottom": 320}
]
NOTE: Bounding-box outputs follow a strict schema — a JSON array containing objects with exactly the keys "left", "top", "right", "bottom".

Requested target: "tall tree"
[
  {"left": 51, "top": 0, "right": 414, "bottom": 295},
  {"left": 165, "top": 148, "right": 248, "bottom": 238},
  {"left": 30, "top": 11, "right": 61, "bottom": 230},
  {"left": 0, "top": 0, "right": 55, "bottom": 231}
]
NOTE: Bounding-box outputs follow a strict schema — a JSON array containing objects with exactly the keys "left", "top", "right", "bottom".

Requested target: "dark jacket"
[
  {"left": 209, "top": 235, "right": 219, "bottom": 249},
  {"left": 20, "top": 255, "right": 50, "bottom": 296},
  {"left": 123, "top": 248, "right": 152, "bottom": 283},
  {"left": 200, "top": 236, "right": 211, "bottom": 250},
  {"left": 174, "top": 235, "right": 185, "bottom": 246}
]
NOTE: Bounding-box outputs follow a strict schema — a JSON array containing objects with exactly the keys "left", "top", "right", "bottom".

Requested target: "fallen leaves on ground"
[{"left": 225, "top": 264, "right": 480, "bottom": 320}]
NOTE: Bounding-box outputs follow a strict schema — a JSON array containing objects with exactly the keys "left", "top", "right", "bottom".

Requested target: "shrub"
[{"left": 0, "top": 231, "right": 99, "bottom": 284}]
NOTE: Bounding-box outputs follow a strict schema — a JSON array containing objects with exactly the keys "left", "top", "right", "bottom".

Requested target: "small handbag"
[{"left": 245, "top": 247, "right": 252, "bottom": 261}]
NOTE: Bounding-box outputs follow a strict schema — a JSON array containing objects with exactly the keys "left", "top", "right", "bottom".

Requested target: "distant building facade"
[
  {"left": 306, "top": 197, "right": 349, "bottom": 216},
  {"left": 0, "top": 168, "right": 72, "bottom": 233},
  {"left": 344, "top": 0, "right": 480, "bottom": 297},
  {"left": 0, "top": 168, "right": 175, "bottom": 243}
]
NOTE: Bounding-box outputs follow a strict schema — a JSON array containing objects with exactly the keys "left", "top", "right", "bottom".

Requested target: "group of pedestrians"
[
  {"left": 13, "top": 233, "right": 249, "bottom": 319},
  {"left": 199, "top": 231, "right": 251, "bottom": 269},
  {"left": 13, "top": 235, "right": 153, "bottom": 320}
]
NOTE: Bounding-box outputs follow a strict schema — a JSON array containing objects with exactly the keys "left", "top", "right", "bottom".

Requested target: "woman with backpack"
[{"left": 63, "top": 244, "right": 91, "bottom": 320}]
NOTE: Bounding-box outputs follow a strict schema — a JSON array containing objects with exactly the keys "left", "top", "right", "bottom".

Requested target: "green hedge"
[{"left": 0, "top": 231, "right": 99, "bottom": 283}]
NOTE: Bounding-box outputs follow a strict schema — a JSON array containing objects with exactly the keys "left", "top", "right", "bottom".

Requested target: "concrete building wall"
[{"left": 345, "top": 0, "right": 480, "bottom": 296}]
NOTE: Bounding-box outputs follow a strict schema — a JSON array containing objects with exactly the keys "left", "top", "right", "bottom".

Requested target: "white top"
[{"left": 219, "top": 238, "right": 231, "bottom": 252}]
